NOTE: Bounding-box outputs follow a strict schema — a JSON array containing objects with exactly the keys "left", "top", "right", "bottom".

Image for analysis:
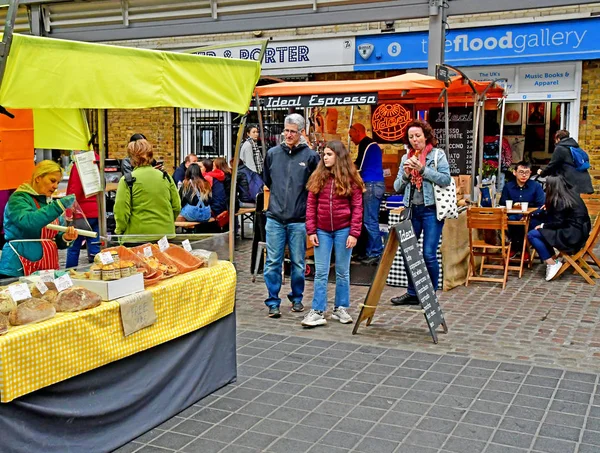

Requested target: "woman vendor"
[{"left": 0, "top": 160, "right": 78, "bottom": 278}]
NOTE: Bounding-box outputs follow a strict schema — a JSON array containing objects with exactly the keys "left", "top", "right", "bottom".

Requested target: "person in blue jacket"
[
  {"left": 172, "top": 154, "right": 198, "bottom": 187},
  {"left": 0, "top": 160, "right": 78, "bottom": 278}
]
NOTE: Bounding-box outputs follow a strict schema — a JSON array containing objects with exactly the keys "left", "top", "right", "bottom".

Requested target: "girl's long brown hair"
[
  {"left": 307, "top": 140, "right": 365, "bottom": 196},
  {"left": 182, "top": 163, "right": 211, "bottom": 201}
]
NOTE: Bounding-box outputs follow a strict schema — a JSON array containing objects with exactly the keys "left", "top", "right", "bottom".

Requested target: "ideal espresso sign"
[
  {"left": 429, "top": 107, "right": 474, "bottom": 176},
  {"left": 264, "top": 93, "right": 378, "bottom": 109}
]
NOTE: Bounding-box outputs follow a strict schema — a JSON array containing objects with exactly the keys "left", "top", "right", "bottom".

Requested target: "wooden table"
[{"left": 506, "top": 207, "right": 537, "bottom": 278}]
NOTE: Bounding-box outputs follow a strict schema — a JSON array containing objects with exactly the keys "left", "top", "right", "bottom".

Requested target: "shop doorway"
[{"left": 497, "top": 101, "right": 571, "bottom": 168}]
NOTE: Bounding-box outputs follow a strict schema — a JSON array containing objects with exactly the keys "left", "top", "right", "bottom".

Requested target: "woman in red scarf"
[{"left": 392, "top": 120, "right": 452, "bottom": 306}]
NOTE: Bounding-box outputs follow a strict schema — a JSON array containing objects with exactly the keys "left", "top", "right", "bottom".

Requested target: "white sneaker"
[
  {"left": 331, "top": 307, "right": 353, "bottom": 324},
  {"left": 301, "top": 310, "right": 327, "bottom": 327},
  {"left": 545, "top": 261, "right": 563, "bottom": 281}
]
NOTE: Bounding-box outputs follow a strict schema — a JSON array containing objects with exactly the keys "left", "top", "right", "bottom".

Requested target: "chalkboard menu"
[
  {"left": 428, "top": 107, "right": 474, "bottom": 176},
  {"left": 395, "top": 219, "right": 447, "bottom": 342}
]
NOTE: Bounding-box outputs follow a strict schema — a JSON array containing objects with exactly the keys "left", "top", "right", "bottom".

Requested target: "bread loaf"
[
  {"left": 0, "top": 313, "right": 9, "bottom": 335},
  {"left": 9, "top": 298, "right": 56, "bottom": 326},
  {"left": 54, "top": 287, "right": 102, "bottom": 312},
  {"left": 0, "top": 291, "right": 17, "bottom": 314},
  {"left": 41, "top": 289, "right": 59, "bottom": 304}
]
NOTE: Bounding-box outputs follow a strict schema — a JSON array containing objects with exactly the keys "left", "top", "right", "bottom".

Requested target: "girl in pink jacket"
[{"left": 302, "top": 141, "right": 364, "bottom": 327}]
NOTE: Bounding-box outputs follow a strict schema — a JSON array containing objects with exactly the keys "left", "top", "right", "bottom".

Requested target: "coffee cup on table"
[
  {"left": 506, "top": 200, "right": 513, "bottom": 210},
  {"left": 521, "top": 201, "right": 529, "bottom": 212}
]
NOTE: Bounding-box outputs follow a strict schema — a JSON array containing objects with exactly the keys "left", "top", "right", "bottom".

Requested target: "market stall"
[
  {"left": 254, "top": 73, "right": 505, "bottom": 290},
  {"left": 0, "top": 5, "right": 262, "bottom": 450}
]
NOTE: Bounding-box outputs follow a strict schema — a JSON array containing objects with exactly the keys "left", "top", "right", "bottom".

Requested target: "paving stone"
[
  {"left": 444, "top": 384, "right": 481, "bottom": 399},
  {"left": 334, "top": 417, "right": 376, "bottom": 436},
  {"left": 461, "top": 366, "right": 495, "bottom": 379},
  {"left": 267, "top": 438, "right": 313, "bottom": 453},
  {"left": 170, "top": 420, "right": 213, "bottom": 437},
  {"left": 530, "top": 367, "right": 563, "bottom": 378},
  {"left": 359, "top": 395, "right": 396, "bottom": 410},
  {"left": 426, "top": 405, "right": 466, "bottom": 422},
  {"left": 320, "top": 431, "right": 363, "bottom": 450},
  {"left": 314, "top": 401, "right": 355, "bottom": 417},
  {"left": 251, "top": 419, "right": 294, "bottom": 436},
  {"left": 365, "top": 423, "right": 410, "bottom": 442},
  {"left": 402, "top": 390, "right": 440, "bottom": 404},
  {"left": 499, "top": 416, "right": 540, "bottom": 435},
  {"left": 404, "top": 429, "right": 448, "bottom": 449},
  {"left": 298, "top": 412, "right": 342, "bottom": 430},
  {"left": 452, "top": 422, "right": 494, "bottom": 441},
  {"left": 347, "top": 406, "right": 387, "bottom": 422},
  {"left": 417, "top": 416, "right": 457, "bottom": 434},
  {"left": 150, "top": 432, "right": 195, "bottom": 450},
  {"left": 443, "top": 436, "right": 487, "bottom": 453},
  {"left": 200, "top": 425, "right": 244, "bottom": 444},
  {"left": 538, "top": 422, "right": 580, "bottom": 441},
  {"left": 392, "top": 400, "right": 432, "bottom": 415},
  {"left": 582, "top": 430, "right": 600, "bottom": 446},
  {"left": 284, "top": 424, "right": 328, "bottom": 443},
  {"left": 181, "top": 439, "right": 227, "bottom": 453},
  {"left": 554, "top": 389, "right": 592, "bottom": 405},
  {"left": 268, "top": 407, "right": 310, "bottom": 423},
  {"left": 492, "top": 430, "right": 534, "bottom": 449},
  {"left": 468, "top": 359, "right": 500, "bottom": 370},
  {"left": 209, "top": 397, "right": 248, "bottom": 412},
  {"left": 379, "top": 411, "right": 421, "bottom": 428},
  {"left": 421, "top": 371, "right": 455, "bottom": 383},
  {"left": 190, "top": 408, "right": 231, "bottom": 424},
  {"left": 564, "top": 371, "right": 597, "bottom": 383},
  {"left": 549, "top": 400, "right": 588, "bottom": 415},
  {"left": 532, "top": 436, "right": 576, "bottom": 453},
  {"left": 354, "top": 436, "right": 399, "bottom": 453},
  {"left": 470, "top": 400, "right": 508, "bottom": 416},
  {"left": 463, "top": 411, "right": 501, "bottom": 428},
  {"left": 484, "top": 444, "right": 528, "bottom": 453},
  {"left": 513, "top": 395, "right": 551, "bottom": 410},
  {"left": 395, "top": 445, "right": 438, "bottom": 453},
  {"left": 505, "top": 405, "right": 545, "bottom": 422}
]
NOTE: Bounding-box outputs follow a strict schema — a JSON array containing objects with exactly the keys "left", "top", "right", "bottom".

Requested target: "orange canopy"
[{"left": 254, "top": 73, "right": 505, "bottom": 104}]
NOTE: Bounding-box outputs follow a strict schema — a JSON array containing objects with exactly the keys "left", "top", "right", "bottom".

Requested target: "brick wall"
[
  {"left": 107, "top": 108, "right": 177, "bottom": 171},
  {"left": 579, "top": 62, "right": 600, "bottom": 190}
]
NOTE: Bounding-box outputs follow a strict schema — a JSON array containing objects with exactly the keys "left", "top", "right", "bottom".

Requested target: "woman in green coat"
[
  {"left": 114, "top": 135, "right": 181, "bottom": 243},
  {"left": 0, "top": 160, "right": 78, "bottom": 278}
]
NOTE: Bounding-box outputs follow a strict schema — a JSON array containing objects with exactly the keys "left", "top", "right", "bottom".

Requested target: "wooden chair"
[
  {"left": 466, "top": 207, "right": 511, "bottom": 289},
  {"left": 549, "top": 195, "right": 600, "bottom": 285}
]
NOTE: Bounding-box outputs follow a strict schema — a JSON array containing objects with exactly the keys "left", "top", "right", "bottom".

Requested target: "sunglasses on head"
[{"left": 129, "top": 133, "right": 147, "bottom": 142}]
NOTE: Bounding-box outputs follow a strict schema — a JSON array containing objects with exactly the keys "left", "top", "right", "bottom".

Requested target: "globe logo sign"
[{"left": 371, "top": 104, "right": 412, "bottom": 142}]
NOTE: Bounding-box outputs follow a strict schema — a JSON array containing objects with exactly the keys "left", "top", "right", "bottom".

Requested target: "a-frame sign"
[{"left": 353, "top": 214, "right": 448, "bottom": 343}]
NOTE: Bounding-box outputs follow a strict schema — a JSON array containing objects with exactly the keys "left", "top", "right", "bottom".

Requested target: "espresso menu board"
[
  {"left": 395, "top": 220, "right": 446, "bottom": 341},
  {"left": 428, "top": 107, "right": 474, "bottom": 176}
]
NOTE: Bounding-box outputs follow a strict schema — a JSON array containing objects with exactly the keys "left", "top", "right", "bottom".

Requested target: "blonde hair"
[
  {"left": 127, "top": 138, "right": 153, "bottom": 168},
  {"left": 31, "top": 160, "right": 62, "bottom": 183}
]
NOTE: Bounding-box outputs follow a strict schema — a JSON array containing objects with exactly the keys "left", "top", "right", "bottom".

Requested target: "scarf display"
[{"left": 408, "top": 143, "right": 433, "bottom": 191}]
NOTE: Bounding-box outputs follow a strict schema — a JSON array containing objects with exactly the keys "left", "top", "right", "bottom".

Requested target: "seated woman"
[
  {"left": 199, "top": 159, "right": 228, "bottom": 217},
  {"left": 0, "top": 160, "right": 78, "bottom": 278},
  {"left": 527, "top": 175, "right": 591, "bottom": 282},
  {"left": 177, "top": 164, "right": 212, "bottom": 223},
  {"left": 114, "top": 136, "right": 181, "bottom": 244}
]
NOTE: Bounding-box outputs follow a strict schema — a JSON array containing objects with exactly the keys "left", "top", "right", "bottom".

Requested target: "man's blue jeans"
[
  {"left": 405, "top": 205, "right": 443, "bottom": 296},
  {"left": 66, "top": 218, "right": 100, "bottom": 268},
  {"left": 264, "top": 217, "right": 306, "bottom": 308},
  {"left": 311, "top": 227, "right": 353, "bottom": 312},
  {"left": 364, "top": 181, "right": 385, "bottom": 258}
]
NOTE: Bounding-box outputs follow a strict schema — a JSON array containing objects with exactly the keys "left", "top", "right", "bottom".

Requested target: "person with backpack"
[
  {"left": 538, "top": 130, "right": 593, "bottom": 194},
  {"left": 237, "top": 159, "right": 264, "bottom": 207},
  {"left": 114, "top": 136, "right": 181, "bottom": 243},
  {"left": 301, "top": 141, "right": 364, "bottom": 327}
]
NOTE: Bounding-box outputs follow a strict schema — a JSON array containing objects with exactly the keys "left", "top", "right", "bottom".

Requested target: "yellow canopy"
[
  {"left": 1, "top": 34, "right": 261, "bottom": 113},
  {"left": 0, "top": 34, "right": 261, "bottom": 150}
]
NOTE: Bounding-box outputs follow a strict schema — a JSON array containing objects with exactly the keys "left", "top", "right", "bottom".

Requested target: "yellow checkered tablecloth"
[{"left": 0, "top": 261, "right": 236, "bottom": 402}]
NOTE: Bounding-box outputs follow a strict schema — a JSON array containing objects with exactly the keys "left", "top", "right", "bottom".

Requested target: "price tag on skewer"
[
  {"left": 99, "top": 251, "right": 114, "bottom": 265},
  {"left": 182, "top": 239, "right": 192, "bottom": 253},
  {"left": 158, "top": 236, "right": 170, "bottom": 252},
  {"left": 54, "top": 274, "right": 73, "bottom": 293},
  {"left": 143, "top": 246, "right": 153, "bottom": 258}
]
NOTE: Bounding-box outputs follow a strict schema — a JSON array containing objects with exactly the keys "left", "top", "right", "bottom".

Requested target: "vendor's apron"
[{"left": 10, "top": 198, "right": 60, "bottom": 276}]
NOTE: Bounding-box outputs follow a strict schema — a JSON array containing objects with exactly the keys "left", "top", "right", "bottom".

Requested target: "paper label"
[
  {"left": 182, "top": 239, "right": 192, "bottom": 253},
  {"left": 54, "top": 274, "right": 74, "bottom": 292},
  {"left": 8, "top": 283, "right": 31, "bottom": 302},
  {"left": 39, "top": 270, "right": 55, "bottom": 283},
  {"left": 143, "top": 246, "right": 153, "bottom": 258},
  {"left": 99, "top": 251, "right": 114, "bottom": 265},
  {"left": 118, "top": 291, "right": 157, "bottom": 336},
  {"left": 74, "top": 150, "right": 102, "bottom": 197},
  {"left": 158, "top": 236, "right": 169, "bottom": 252},
  {"left": 35, "top": 280, "right": 48, "bottom": 295}
]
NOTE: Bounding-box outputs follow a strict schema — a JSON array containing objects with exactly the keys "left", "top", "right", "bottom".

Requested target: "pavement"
[{"left": 96, "top": 236, "right": 600, "bottom": 453}]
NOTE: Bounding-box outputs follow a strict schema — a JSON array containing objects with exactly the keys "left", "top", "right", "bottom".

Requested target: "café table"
[{"left": 506, "top": 206, "right": 538, "bottom": 278}]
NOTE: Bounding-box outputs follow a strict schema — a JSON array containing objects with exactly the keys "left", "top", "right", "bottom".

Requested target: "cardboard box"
[
  {"left": 72, "top": 272, "right": 145, "bottom": 301},
  {"left": 382, "top": 152, "right": 403, "bottom": 193}
]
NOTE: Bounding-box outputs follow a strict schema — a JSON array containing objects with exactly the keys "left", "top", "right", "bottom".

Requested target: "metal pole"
[
  {"left": 255, "top": 94, "right": 266, "bottom": 159},
  {"left": 497, "top": 97, "right": 506, "bottom": 184},
  {"left": 478, "top": 99, "right": 485, "bottom": 197},
  {"left": 0, "top": 0, "right": 20, "bottom": 88},
  {"left": 427, "top": 0, "right": 446, "bottom": 76},
  {"left": 97, "top": 109, "right": 107, "bottom": 244},
  {"left": 443, "top": 89, "right": 449, "bottom": 161},
  {"left": 348, "top": 105, "right": 355, "bottom": 150},
  {"left": 470, "top": 97, "right": 481, "bottom": 200},
  {"left": 228, "top": 115, "right": 247, "bottom": 262}
]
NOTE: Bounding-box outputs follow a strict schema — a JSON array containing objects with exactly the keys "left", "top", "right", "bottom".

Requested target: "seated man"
[{"left": 499, "top": 161, "right": 545, "bottom": 258}]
